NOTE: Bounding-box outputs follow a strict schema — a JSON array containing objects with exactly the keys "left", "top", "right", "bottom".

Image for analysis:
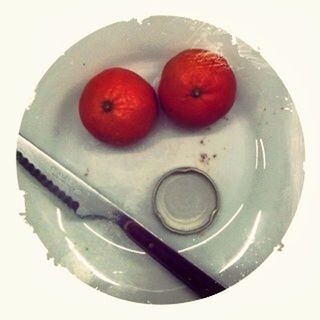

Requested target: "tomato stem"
[
  {"left": 191, "top": 88, "right": 201, "bottom": 98},
  {"left": 101, "top": 100, "right": 114, "bottom": 112}
]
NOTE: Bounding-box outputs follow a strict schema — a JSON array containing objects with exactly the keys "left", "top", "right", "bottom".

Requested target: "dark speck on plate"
[
  {"left": 200, "top": 153, "right": 210, "bottom": 164},
  {"left": 277, "top": 243, "right": 284, "bottom": 251}
]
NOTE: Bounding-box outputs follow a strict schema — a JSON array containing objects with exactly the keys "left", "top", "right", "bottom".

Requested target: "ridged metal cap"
[{"left": 153, "top": 167, "right": 219, "bottom": 234}]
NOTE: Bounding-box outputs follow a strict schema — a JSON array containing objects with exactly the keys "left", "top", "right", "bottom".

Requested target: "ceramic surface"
[{"left": 17, "top": 15, "right": 305, "bottom": 304}]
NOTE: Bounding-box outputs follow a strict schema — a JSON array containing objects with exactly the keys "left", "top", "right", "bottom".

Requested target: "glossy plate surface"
[{"left": 17, "top": 15, "right": 304, "bottom": 304}]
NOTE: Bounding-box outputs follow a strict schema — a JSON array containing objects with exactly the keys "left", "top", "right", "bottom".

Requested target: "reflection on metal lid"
[{"left": 153, "top": 167, "right": 219, "bottom": 234}]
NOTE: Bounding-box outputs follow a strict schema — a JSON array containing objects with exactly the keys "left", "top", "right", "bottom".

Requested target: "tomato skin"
[
  {"left": 79, "top": 68, "right": 158, "bottom": 146},
  {"left": 158, "top": 49, "right": 236, "bottom": 128}
]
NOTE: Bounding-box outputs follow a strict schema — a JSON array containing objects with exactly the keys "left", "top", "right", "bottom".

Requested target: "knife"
[{"left": 16, "top": 134, "right": 225, "bottom": 299}]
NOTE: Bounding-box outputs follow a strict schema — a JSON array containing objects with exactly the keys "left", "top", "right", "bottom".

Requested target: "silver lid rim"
[{"left": 152, "top": 167, "right": 220, "bottom": 235}]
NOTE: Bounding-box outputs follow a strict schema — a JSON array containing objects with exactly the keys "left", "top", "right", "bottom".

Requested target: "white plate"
[{"left": 17, "top": 15, "right": 305, "bottom": 304}]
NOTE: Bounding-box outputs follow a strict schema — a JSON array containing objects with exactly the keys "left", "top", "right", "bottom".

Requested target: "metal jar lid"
[{"left": 152, "top": 167, "right": 219, "bottom": 234}]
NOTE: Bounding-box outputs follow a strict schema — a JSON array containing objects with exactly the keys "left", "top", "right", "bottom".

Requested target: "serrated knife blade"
[
  {"left": 16, "top": 133, "right": 225, "bottom": 298},
  {"left": 17, "top": 134, "right": 128, "bottom": 222}
]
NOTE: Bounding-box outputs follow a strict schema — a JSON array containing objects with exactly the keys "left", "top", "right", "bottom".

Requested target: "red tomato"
[
  {"left": 79, "top": 68, "right": 158, "bottom": 146},
  {"left": 158, "top": 49, "right": 236, "bottom": 128}
]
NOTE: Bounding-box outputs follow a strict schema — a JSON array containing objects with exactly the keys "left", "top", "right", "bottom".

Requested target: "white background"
[{"left": 1, "top": 0, "right": 319, "bottom": 319}]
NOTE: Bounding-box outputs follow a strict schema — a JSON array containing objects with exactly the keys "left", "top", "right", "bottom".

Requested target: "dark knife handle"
[{"left": 117, "top": 215, "right": 225, "bottom": 299}]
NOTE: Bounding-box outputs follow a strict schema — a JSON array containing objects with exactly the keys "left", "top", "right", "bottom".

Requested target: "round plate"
[{"left": 17, "top": 15, "right": 305, "bottom": 304}]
